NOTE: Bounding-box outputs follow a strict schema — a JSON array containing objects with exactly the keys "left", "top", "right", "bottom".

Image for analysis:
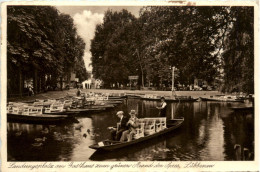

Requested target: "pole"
[
  {"left": 136, "top": 49, "right": 144, "bottom": 88},
  {"left": 171, "top": 103, "right": 174, "bottom": 119},
  {"left": 172, "top": 66, "right": 175, "bottom": 97}
]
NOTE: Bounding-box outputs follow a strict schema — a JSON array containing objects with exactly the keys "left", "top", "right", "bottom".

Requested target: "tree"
[
  {"left": 90, "top": 6, "right": 254, "bottom": 93},
  {"left": 221, "top": 7, "right": 254, "bottom": 93},
  {"left": 91, "top": 9, "right": 136, "bottom": 88},
  {"left": 7, "top": 6, "right": 87, "bottom": 96}
]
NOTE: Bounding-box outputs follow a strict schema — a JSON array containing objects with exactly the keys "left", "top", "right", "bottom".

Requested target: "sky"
[{"left": 55, "top": 6, "right": 142, "bottom": 72}]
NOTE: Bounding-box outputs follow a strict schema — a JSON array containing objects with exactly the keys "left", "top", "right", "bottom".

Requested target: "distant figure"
[
  {"left": 28, "top": 85, "right": 34, "bottom": 96},
  {"left": 82, "top": 93, "right": 86, "bottom": 107},
  {"left": 156, "top": 97, "right": 167, "bottom": 117},
  {"left": 76, "top": 88, "right": 81, "bottom": 97},
  {"left": 120, "top": 110, "right": 139, "bottom": 142},
  {"left": 108, "top": 111, "right": 129, "bottom": 141}
]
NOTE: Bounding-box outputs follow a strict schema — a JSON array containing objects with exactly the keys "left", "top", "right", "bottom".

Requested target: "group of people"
[
  {"left": 108, "top": 110, "right": 139, "bottom": 142},
  {"left": 108, "top": 97, "right": 167, "bottom": 142}
]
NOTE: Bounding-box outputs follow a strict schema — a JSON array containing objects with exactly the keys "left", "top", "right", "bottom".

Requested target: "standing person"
[
  {"left": 156, "top": 97, "right": 167, "bottom": 117},
  {"left": 28, "top": 85, "right": 34, "bottom": 96},
  {"left": 76, "top": 88, "right": 81, "bottom": 97},
  {"left": 108, "top": 111, "right": 129, "bottom": 141},
  {"left": 120, "top": 110, "right": 139, "bottom": 142}
]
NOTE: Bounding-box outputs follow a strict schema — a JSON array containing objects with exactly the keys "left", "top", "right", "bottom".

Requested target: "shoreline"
[{"left": 7, "top": 89, "right": 221, "bottom": 102}]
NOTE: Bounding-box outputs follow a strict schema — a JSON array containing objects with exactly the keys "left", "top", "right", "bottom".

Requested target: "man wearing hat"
[
  {"left": 120, "top": 110, "right": 139, "bottom": 142},
  {"left": 108, "top": 111, "right": 129, "bottom": 141},
  {"left": 156, "top": 97, "right": 167, "bottom": 117}
]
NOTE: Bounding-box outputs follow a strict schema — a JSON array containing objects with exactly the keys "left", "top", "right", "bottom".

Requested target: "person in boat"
[
  {"left": 156, "top": 97, "right": 167, "bottom": 117},
  {"left": 108, "top": 111, "right": 129, "bottom": 141},
  {"left": 120, "top": 110, "right": 139, "bottom": 142}
]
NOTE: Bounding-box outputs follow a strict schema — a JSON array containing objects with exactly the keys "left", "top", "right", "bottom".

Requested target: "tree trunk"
[
  {"left": 136, "top": 49, "right": 144, "bottom": 88},
  {"left": 19, "top": 66, "right": 23, "bottom": 97},
  {"left": 33, "top": 69, "right": 38, "bottom": 94},
  {"left": 42, "top": 74, "right": 46, "bottom": 92},
  {"left": 60, "top": 77, "right": 63, "bottom": 91},
  {"left": 39, "top": 76, "right": 42, "bottom": 92}
]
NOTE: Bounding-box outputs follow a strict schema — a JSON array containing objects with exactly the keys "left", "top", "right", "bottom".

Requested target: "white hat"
[{"left": 129, "top": 110, "right": 137, "bottom": 115}]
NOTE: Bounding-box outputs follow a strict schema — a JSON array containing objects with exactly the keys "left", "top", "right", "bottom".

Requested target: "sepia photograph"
[{"left": 1, "top": 1, "right": 259, "bottom": 171}]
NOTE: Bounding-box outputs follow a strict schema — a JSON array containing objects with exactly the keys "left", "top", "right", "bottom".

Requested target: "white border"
[{"left": 1, "top": 1, "right": 259, "bottom": 172}]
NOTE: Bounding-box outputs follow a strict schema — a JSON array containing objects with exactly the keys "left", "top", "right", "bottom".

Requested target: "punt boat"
[
  {"left": 7, "top": 113, "right": 79, "bottom": 124},
  {"left": 200, "top": 95, "right": 244, "bottom": 102},
  {"left": 89, "top": 117, "right": 184, "bottom": 151},
  {"left": 141, "top": 95, "right": 198, "bottom": 102},
  {"left": 7, "top": 105, "right": 78, "bottom": 124}
]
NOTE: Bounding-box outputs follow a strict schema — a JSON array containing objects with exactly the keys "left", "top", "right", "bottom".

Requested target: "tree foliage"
[
  {"left": 7, "top": 6, "right": 87, "bottom": 94},
  {"left": 91, "top": 6, "right": 254, "bottom": 93},
  {"left": 91, "top": 9, "right": 136, "bottom": 87},
  {"left": 221, "top": 7, "right": 254, "bottom": 93}
]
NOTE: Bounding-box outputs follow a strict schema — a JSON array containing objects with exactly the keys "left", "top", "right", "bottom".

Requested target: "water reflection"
[
  {"left": 7, "top": 99, "right": 254, "bottom": 161},
  {"left": 90, "top": 133, "right": 179, "bottom": 161}
]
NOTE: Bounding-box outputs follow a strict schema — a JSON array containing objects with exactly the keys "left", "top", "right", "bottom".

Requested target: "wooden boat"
[
  {"left": 67, "top": 107, "right": 106, "bottom": 113},
  {"left": 141, "top": 95, "right": 198, "bottom": 102},
  {"left": 200, "top": 95, "right": 244, "bottom": 102},
  {"left": 7, "top": 113, "right": 79, "bottom": 124},
  {"left": 89, "top": 118, "right": 184, "bottom": 151},
  {"left": 166, "top": 97, "right": 198, "bottom": 102},
  {"left": 43, "top": 111, "right": 80, "bottom": 116},
  {"left": 107, "top": 93, "right": 127, "bottom": 99},
  {"left": 141, "top": 97, "right": 161, "bottom": 101},
  {"left": 108, "top": 96, "right": 127, "bottom": 100},
  {"left": 7, "top": 105, "right": 78, "bottom": 124},
  {"left": 125, "top": 93, "right": 144, "bottom": 99}
]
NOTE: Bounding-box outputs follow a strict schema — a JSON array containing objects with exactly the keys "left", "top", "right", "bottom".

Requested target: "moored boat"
[
  {"left": 141, "top": 95, "right": 198, "bottom": 102},
  {"left": 7, "top": 113, "right": 79, "bottom": 124},
  {"left": 89, "top": 117, "right": 184, "bottom": 151},
  {"left": 200, "top": 95, "right": 244, "bottom": 102},
  {"left": 7, "top": 105, "right": 78, "bottom": 124},
  {"left": 166, "top": 97, "right": 198, "bottom": 102}
]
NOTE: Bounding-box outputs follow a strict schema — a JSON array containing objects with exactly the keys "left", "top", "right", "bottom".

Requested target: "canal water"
[{"left": 7, "top": 98, "right": 254, "bottom": 161}]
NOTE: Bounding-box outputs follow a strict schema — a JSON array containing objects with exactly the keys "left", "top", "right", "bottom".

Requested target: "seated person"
[
  {"left": 108, "top": 111, "right": 129, "bottom": 141},
  {"left": 120, "top": 110, "right": 139, "bottom": 142}
]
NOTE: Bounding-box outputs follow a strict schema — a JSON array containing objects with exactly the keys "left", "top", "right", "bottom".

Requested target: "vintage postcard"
[{"left": 1, "top": 1, "right": 259, "bottom": 171}]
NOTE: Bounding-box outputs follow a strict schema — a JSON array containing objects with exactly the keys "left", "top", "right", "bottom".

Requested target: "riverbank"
[{"left": 7, "top": 89, "right": 220, "bottom": 102}]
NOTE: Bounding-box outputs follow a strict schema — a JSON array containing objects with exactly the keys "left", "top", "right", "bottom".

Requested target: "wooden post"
[{"left": 171, "top": 103, "right": 174, "bottom": 119}]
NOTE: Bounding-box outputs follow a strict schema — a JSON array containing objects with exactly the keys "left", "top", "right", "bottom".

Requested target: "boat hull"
[
  {"left": 200, "top": 97, "right": 244, "bottom": 102},
  {"left": 89, "top": 118, "right": 184, "bottom": 151},
  {"left": 7, "top": 113, "right": 78, "bottom": 124},
  {"left": 141, "top": 97, "right": 198, "bottom": 102}
]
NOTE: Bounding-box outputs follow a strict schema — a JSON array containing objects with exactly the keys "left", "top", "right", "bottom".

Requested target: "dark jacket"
[{"left": 118, "top": 116, "right": 129, "bottom": 131}]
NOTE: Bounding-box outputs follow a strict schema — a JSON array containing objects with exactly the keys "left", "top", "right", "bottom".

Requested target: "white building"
[{"left": 82, "top": 73, "right": 102, "bottom": 89}]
